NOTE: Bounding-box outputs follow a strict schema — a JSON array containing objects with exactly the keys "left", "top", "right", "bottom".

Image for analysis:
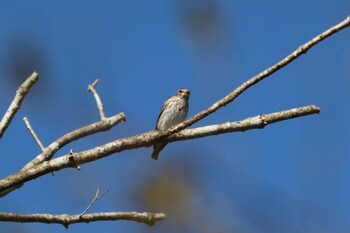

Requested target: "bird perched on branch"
[{"left": 151, "top": 88, "right": 190, "bottom": 160}]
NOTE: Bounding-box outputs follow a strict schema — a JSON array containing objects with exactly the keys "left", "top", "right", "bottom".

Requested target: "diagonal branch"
[
  {"left": 165, "top": 15, "right": 350, "bottom": 136},
  {"left": 0, "top": 105, "right": 319, "bottom": 194},
  {"left": 0, "top": 211, "right": 165, "bottom": 228},
  {"left": 0, "top": 72, "right": 38, "bottom": 139}
]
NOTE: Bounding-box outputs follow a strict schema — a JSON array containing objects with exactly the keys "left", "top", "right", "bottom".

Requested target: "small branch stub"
[{"left": 69, "top": 149, "right": 80, "bottom": 170}]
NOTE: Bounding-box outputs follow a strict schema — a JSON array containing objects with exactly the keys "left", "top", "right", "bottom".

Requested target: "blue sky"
[{"left": 0, "top": 1, "right": 349, "bottom": 233}]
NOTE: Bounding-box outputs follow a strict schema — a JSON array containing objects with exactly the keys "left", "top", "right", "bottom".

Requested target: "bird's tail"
[
  {"left": 151, "top": 143, "right": 167, "bottom": 160},
  {"left": 151, "top": 150, "right": 160, "bottom": 160}
]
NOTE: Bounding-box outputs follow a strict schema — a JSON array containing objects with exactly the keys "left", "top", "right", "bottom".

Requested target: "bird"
[{"left": 151, "top": 88, "right": 190, "bottom": 160}]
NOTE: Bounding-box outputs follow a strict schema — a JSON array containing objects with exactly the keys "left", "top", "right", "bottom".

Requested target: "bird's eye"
[{"left": 178, "top": 90, "right": 183, "bottom": 93}]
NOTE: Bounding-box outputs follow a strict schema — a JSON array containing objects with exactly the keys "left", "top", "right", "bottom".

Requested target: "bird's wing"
[{"left": 155, "top": 96, "right": 173, "bottom": 130}]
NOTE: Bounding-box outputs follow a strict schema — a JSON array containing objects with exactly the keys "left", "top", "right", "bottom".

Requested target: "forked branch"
[
  {"left": 80, "top": 186, "right": 110, "bottom": 216},
  {"left": 167, "top": 15, "right": 350, "bottom": 135},
  {"left": 0, "top": 15, "right": 348, "bottom": 227},
  {"left": 0, "top": 105, "right": 320, "bottom": 193}
]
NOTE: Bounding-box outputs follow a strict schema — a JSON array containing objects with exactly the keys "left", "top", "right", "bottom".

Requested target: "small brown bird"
[{"left": 151, "top": 88, "right": 190, "bottom": 160}]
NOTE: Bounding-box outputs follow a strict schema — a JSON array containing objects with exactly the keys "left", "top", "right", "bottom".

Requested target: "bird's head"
[{"left": 176, "top": 88, "right": 190, "bottom": 100}]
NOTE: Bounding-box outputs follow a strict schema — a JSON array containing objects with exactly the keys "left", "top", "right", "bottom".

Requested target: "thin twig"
[
  {"left": 0, "top": 105, "right": 320, "bottom": 193},
  {"left": 80, "top": 186, "right": 110, "bottom": 216},
  {"left": 0, "top": 211, "right": 165, "bottom": 228},
  {"left": 88, "top": 79, "right": 105, "bottom": 120},
  {"left": 23, "top": 116, "right": 54, "bottom": 176},
  {"left": 0, "top": 72, "right": 38, "bottom": 139},
  {"left": 23, "top": 117, "right": 45, "bottom": 151}
]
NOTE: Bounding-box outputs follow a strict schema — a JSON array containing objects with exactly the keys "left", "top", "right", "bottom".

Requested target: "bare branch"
[
  {"left": 80, "top": 186, "right": 110, "bottom": 216},
  {"left": 0, "top": 113, "right": 126, "bottom": 198},
  {"left": 169, "top": 105, "right": 320, "bottom": 140},
  {"left": 0, "top": 16, "right": 347, "bottom": 227},
  {"left": 0, "top": 105, "right": 319, "bottom": 194},
  {"left": 0, "top": 72, "right": 38, "bottom": 139},
  {"left": 0, "top": 78, "right": 126, "bottom": 197},
  {"left": 22, "top": 113, "right": 126, "bottom": 170},
  {"left": 0, "top": 211, "right": 165, "bottom": 228},
  {"left": 22, "top": 79, "right": 125, "bottom": 170},
  {"left": 88, "top": 79, "right": 105, "bottom": 120},
  {"left": 165, "top": 15, "right": 350, "bottom": 136},
  {"left": 23, "top": 117, "right": 45, "bottom": 151},
  {"left": 1, "top": 15, "right": 346, "bottom": 197}
]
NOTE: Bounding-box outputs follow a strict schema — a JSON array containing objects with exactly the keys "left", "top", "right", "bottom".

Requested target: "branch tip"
[
  {"left": 88, "top": 79, "right": 105, "bottom": 119},
  {"left": 23, "top": 116, "right": 45, "bottom": 151},
  {"left": 0, "top": 72, "right": 39, "bottom": 138},
  {"left": 91, "top": 79, "right": 99, "bottom": 88}
]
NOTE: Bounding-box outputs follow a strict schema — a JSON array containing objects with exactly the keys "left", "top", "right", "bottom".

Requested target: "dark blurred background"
[{"left": 0, "top": 1, "right": 349, "bottom": 233}]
